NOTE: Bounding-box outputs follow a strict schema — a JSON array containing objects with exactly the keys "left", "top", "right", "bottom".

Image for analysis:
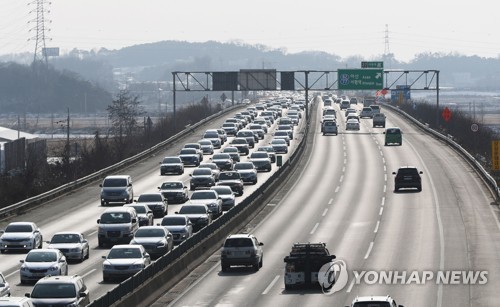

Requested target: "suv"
[
  {"left": 393, "top": 166, "right": 423, "bottom": 192},
  {"left": 372, "top": 113, "right": 386, "bottom": 127},
  {"left": 347, "top": 295, "right": 404, "bottom": 307},
  {"left": 220, "top": 234, "right": 264, "bottom": 272},
  {"left": 27, "top": 275, "right": 89, "bottom": 306},
  {"left": 384, "top": 127, "right": 402, "bottom": 146},
  {"left": 97, "top": 207, "right": 139, "bottom": 247},
  {"left": 99, "top": 175, "right": 134, "bottom": 206}
]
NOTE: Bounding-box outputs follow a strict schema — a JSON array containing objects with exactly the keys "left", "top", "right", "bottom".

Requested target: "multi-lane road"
[
  {"left": 1, "top": 97, "right": 500, "bottom": 307},
  {"left": 156, "top": 100, "right": 500, "bottom": 306}
]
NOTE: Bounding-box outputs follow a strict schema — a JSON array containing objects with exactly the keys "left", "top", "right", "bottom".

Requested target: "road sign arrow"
[{"left": 375, "top": 73, "right": 381, "bottom": 79}]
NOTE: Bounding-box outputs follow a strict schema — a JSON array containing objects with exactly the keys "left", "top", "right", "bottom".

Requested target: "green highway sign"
[
  {"left": 338, "top": 69, "right": 384, "bottom": 90},
  {"left": 361, "top": 61, "right": 384, "bottom": 68}
]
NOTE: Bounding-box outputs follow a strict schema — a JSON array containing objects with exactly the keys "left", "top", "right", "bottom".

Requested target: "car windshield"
[
  {"left": 180, "top": 149, "right": 196, "bottom": 154},
  {"left": 160, "top": 182, "right": 183, "bottom": 189},
  {"left": 162, "top": 157, "right": 180, "bottom": 163},
  {"left": 258, "top": 147, "right": 274, "bottom": 153},
  {"left": 184, "top": 144, "right": 199, "bottom": 149},
  {"left": 191, "top": 191, "right": 216, "bottom": 200},
  {"left": 219, "top": 172, "right": 240, "bottom": 180},
  {"left": 211, "top": 187, "right": 231, "bottom": 195},
  {"left": 213, "top": 154, "right": 230, "bottom": 160},
  {"left": 398, "top": 168, "right": 419, "bottom": 175},
  {"left": 235, "top": 163, "right": 254, "bottom": 170},
  {"left": 199, "top": 164, "right": 217, "bottom": 170},
  {"left": 222, "top": 123, "right": 235, "bottom": 127},
  {"left": 100, "top": 212, "right": 131, "bottom": 224},
  {"left": 204, "top": 132, "right": 218, "bottom": 138},
  {"left": 135, "top": 228, "right": 165, "bottom": 238},
  {"left": 107, "top": 247, "right": 142, "bottom": 259},
  {"left": 193, "top": 169, "right": 211, "bottom": 176},
  {"left": 199, "top": 141, "right": 212, "bottom": 146},
  {"left": 386, "top": 128, "right": 400, "bottom": 134},
  {"left": 275, "top": 131, "right": 288, "bottom": 136},
  {"left": 224, "top": 238, "right": 253, "bottom": 247},
  {"left": 129, "top": 205, "right": 146, "bottom": 214},
  {"left": 102, "top": 178, "right": 127, "bottom": 187},
  {"left": 179, "top": 206, "right": 206, "bottom": 214},
  {"left": 51, "top": 234, "right": 80, "bottom": 244},
  {"left": 31, "top": 283, "right": 77, "bottom": 299},
  {"left": 231, "top": 139, "right": 247, "bottom": 145},
  {"left": 223, "top": 147, "right": 238, "bottom": 153},
  {"left": 161, "top": 216, "right": 187, "bottom": 226},
  {"left": 250, "top": 152, "right": 268, "bottom": 159},
  {"left": 26, "top": 251, "right": 57, "bottom": 262},
  {"left": 5, "top": 224, "right": 33, "bottom": 232},
  {"left": 138, "top": 194, "right": 162, "bottom": 202},
  {"left": 271, "top": 139, "right": 286, "bottom": 144}
]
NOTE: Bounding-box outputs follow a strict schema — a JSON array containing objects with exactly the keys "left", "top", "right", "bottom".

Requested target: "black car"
[
  {"left": 189, "top": 168, "right": 216, "bottom": 190},
  {"left": 160, "top": 156, "right": 184, "bottom": 175},
  {"left": 176, "top": 204, "right": 212, "bottom": 232},
  {"left": 393, "top": 166, "right": 423, "bottom": 192},
  {"left": 211, "top": 153, "right": 234, "bottom": 171},
  {"left": 230, "top": 138, "right": 250, "bottom": 155},
  {"left": 158, "top": 181, "right": 189, "bottom": 204},
  {"left": 217, "top": 171, "right": 244, "bottom": 196}
]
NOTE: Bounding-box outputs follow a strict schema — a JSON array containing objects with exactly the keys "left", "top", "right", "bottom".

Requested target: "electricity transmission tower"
[
  {"left": 28, "top": 0, "right": 51, "bottom": 66},
  {"left": 384, "top": 24, "right": 390, "bottom": 56}
]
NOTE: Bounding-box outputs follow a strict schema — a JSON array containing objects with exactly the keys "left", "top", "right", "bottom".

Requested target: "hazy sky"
[{"left": 1, "top": 0, "right": 499, "bottom": 62}]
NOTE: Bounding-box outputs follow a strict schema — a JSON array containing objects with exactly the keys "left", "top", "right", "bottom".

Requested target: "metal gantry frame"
[{"left": 172, "top": 69, "right": 440, "bottom": 130}]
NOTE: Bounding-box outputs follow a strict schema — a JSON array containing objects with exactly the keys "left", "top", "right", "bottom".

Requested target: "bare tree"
[{"left": 107, "top": 90, "right": 145, "bottom": 139}]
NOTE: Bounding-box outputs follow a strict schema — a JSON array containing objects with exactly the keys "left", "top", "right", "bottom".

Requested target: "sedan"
[
  {"left": 124, "top": 204, "right": 154, "bottom": 226},
  {"left": 234, "top": 162, "right": 258, "bottom": 184},
  {"left": 0, "top": 272, "right": 11, "bottom": 297},
  {"left": 160, "top": 215, "right": 193, "bottom": 244},
  {"left": 46, "top": 232, "right": 90, "bottom": 262},
  {"left": 189, "top": 168, "right": 216, "bottom": 190},
  {"left": 130, "top": 226, "right": 173, "bottom": 259},
  {"left": 221, "top": 146, "right": 241, "bottom": 163},
  {"left": 198, "top": 162, "right": 221, "bottom": 181},
  {"left": 273, "top": 131, "right": 291, "bottom": 146},
  {"left": 20, "top": 249, "right": 68, "bottom": 284},
  {"left": 217, "top": 171, "right": 244, "bottom": 196},
  {"left": 189, "top": 190, "right": 223, "bottom": 218},
  {"left": 210, "top": 186, "right": 236, "bottom": 211},
  {"left": 182, "top": 143, "right": 204, "bottom": 161},
  {"left": 248, "top": 152, "right": 272, "bottom": 172},
  {"left": 256, "top": 146, "right": 276, "bottom": 163},
  {"left": 135, "top": 193, "right": 168, "bottom": 218},
  {"left": 157, "top": 181, "right": 189, "bottom": 204},
  {"left": 102, "top": 245, "right": 151, "bottom": 282},
  {"left": 0, "top": 222, "right": 43, "bottom": 253},
  {"left": 159, "top": 156, "right": 184, "bottom": 175},
  {"left": 270, "top": 138, "right": 288, "bottom": 154},
  {"left": 197, "top": 139, "right": 215, "bottom": 155},
  {"left": 230, "top": 137, "right": 250, "bottom": 156},
  {"left": 211, "top": 153, "right": 234, "bottom": 171},
  {"left": 179, "top": 148, "right": 201, "bottom": 167},
  {"left": 175, "top": 204, "right": 213, "bottom": 232},
  {"left": 346, "top": 118, "right": 360, "bottom": 131}
]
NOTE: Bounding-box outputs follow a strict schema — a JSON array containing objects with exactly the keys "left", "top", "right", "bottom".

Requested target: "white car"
[
  {"left": 0, "top": 222, "right": 43, "bottom": 253},
  {"left": 129, "top": 226, "right": 173, "bottom": 259},
  {"left": 346, "top": 119, "right": 360, "bottom": 131},
  {"left": 102, "top": 244, "right": 151, "bottom": 282},
  {"left": 360, "top": 107, "right": 374, "bottom": 118},
  {"left": 46, "top": 232, "right": 90, "bottom": 262},
  {"left": 0, "top": 272, "right": 10, "bottom": 297},
  {"left": 20, "top": 249, "right": 68, "bottom": 284},
  {"left": 160, "top": 215, "right": 193, "bottom": 244},
  {"left": 189, "top": 190, "right": 223, "bottom": 218}
]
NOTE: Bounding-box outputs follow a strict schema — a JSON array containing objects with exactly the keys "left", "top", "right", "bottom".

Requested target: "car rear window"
[
  {"left": 398, "top": 168, "right": 418, "bottom": 175},
  {"left": 224, "top": 238, "right": 253, "bottom": 247}
]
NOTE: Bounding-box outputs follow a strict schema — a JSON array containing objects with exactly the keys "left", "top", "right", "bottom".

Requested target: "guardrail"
[
  {"left": 382, "top": 102, "right": 500, "bottom": 201},
  {"left": 0, "top": 104, "right": 244, "bottom": 220},
  {"left": 88, "top": 100, "right": 318, "bottom": 307}
]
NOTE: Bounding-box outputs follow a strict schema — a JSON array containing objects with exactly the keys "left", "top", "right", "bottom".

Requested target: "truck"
[
  {"left": 283, "top": 242, "right": 336, "bottom": 289},
  {"left": 363, "top": 96, "right": 376, "bottom": 107}
]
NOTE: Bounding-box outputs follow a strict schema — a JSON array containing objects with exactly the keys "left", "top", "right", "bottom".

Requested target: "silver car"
[
  {"left": 220, "top": 234, "right": 264, "bottom": 272},
  {"left": 210, "top": 186, "right": 236, "bottom": 211},
  {"left": 46, "top": 232, "right": 90, "bottom": 262},
  {"left": 135, "top": 193, "right": 168, "bottom": 218},
  {"left": 159, "top": 215, "right": 193, "bottom": 244},
  {"left": 20, "top": 249, "right": 68, "bottom": 284},
  {"left": 130, "top": 226, "right": 173, "bottom": 259},
  {"left": 102, "top": 245, "right": 151, "bottom": 282},
  {"left": 0, "top": 222, "right": 43, "bottom": 253}
]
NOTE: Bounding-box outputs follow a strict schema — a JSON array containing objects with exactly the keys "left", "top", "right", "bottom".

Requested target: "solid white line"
[
  {"left": 262, "top": 275, "right": 280, "bottom": 295},
  {"left": 364, "top": 242, "right": 374, "bottom": 259},
  {"left": 346, "top": 278, "right": 356, "bottom": 293},
  {"left": 6, "top": 270, "right": 19, "bottom": 278},
  {"left": 335, "top": 186, "right": 340, "bottom": 193},
  {"left": 267, "top": 203, "right": 277, "bottom": 207},
  {"left": 379, "top": 207, "right": 384, "bottom": 216},
  {"left": 310, "top": 223, "right": 320, "bottom": 234},
  {"left": 82, "top": 269, "right": 96, "bottom": 278},
  {"left": 328, "top": 198, "right": 333, "bottom": 205},
  {"left": 322, "top": 208, "right": 328, "bottom": 216},
  {"left": 88, "top": 231, "right": 97, "bottom": 236},
  {"left": 374, "top": 221, "right": 380, "bottom": 233}
]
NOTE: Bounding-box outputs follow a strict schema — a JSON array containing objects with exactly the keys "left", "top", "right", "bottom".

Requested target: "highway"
[
  {"left": 154, "top": 100, "right": 500, "bottom": 307},
  {"left": 0, "top": 102, "right": 307, "bottom": 301},
  {"left": 1, "top": 97, "right": 499, "bottom": 307}
]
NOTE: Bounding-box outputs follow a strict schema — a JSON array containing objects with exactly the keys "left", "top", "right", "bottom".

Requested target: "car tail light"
[{"left": 286, "top": 264, "right": 295, "bottom": 272}]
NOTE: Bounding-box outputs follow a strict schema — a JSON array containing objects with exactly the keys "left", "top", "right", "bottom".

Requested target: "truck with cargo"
[{"left": 283, "top": 242, "right": 336, "bottom": 289}]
